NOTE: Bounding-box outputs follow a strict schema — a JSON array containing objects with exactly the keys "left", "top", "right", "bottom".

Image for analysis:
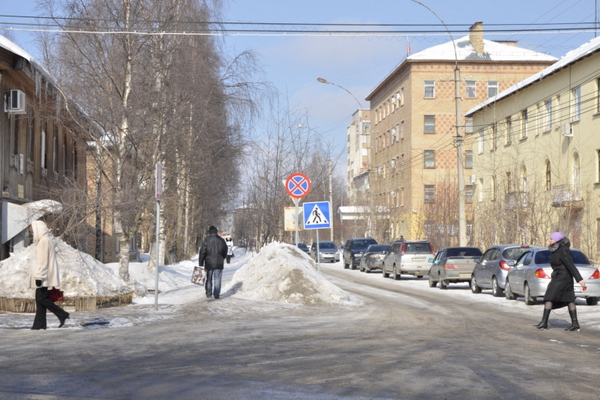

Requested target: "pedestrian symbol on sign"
[{"left": 306, "top": 204, "right": 329, "bottom": 226}]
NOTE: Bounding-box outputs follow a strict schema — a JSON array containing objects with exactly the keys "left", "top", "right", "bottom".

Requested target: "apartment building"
[
  {"left": 466, "top": 36, "right": 600, "bottom": 259},
  {"left": 365, "top": 22, "right": 556, "bottom": 246}
]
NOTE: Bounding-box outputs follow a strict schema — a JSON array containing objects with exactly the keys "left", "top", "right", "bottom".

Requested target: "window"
[
  {"left": 465, "top": 117, "right": 473, "bottom": 134},
  {"left": 400, "top": 87, "right": 405, "bottom": 106},
  {"left": 424, "top": 150, "right": 435, "bottom": 168},
  {"left": 27, "top": 112, "right": 34, "bottom": 161},
  {"left": 546, "top": 160, "right": 552, "bottom": 190},
  {"left": 401, "top": 153, "right": 405, "bottom": 170},
  {"left": 506, "top": 171, "right": 512, "bottom": 193},
  {"left": 556, "top": 95, "right": 561, "bottom": 125},
  {"left": 536, "top": 104, "right": 542, "bottom": 136},
  {"left": 41, "top": 128, "right": 47, "bottom": 170},
  {"left": 478, "top": 129, "right": 484, "bottom": 154},
  {"left": 521, "top": 109, "right": 528, "bottom": 139},
  {"left": 505, "top": 116, "right": 512, "bottom": 144},
  {"left": 424, "top": 115, "right": 435, "bottom": 133},
  {"left": 400, "top": 187, "right": 405, "bottom": 206},
  {"left": 11, "top": 114, "right": 21, "bottom": 155},
  {"left": 491, "top": 123, "right": 497, "bottom": 151},
  {"left": 545, "top": 99, "right": 552, "bottom": 132},
  {"left": 53, "top": 126, "right": 58, "bottom": 173},
  {"left": 572, "top": 86, "right": 581, "bottom": 121},
  {"left": 465, "top": 185, "right": 474, "bottom": 203},
  {"left": 424, "top": 184, "right": 435, "bottom": 203},
  {"left": 465, "top": 150, "right": 473, "bottom": 169},
  {"left": 424, "top": 80, "right": 435, "bottom": 98},
  {"left": 488, "top": 81, "right": 498, "bottom": 98},
  {"left": 400, "top": 120, "right": 405, "bottom": 139},
  {"left": 466, "top": 80, "right": 476, "bottom": 98},
  {"left": 573, "top": 151, "right": 581, "bottom": 194},
  {"left": 391, "top": 125, "right": 398, "bottom": 144}
]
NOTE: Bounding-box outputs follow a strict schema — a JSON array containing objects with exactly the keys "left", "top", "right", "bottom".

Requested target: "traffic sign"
[
  {"left": 303, "top": 201, "right": 331, "bottom": 230},
  {"left": 285, "top": 173, "right": 311, "bottom": 198}
]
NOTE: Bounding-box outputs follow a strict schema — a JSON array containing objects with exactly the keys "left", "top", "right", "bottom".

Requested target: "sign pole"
[
  {"left": 316, "top": 229, "right": 320, "bottom": 273},
  {"left": 294, "top": 197, "right": 299, "bottom": 246},
  {"left": 154, "top": 163, "right": 162, "bottom": 311}
]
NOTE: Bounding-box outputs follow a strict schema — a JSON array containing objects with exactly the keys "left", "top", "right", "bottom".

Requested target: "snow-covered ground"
[{"left": 1, "top": 242, "right": 599, "bottom": 331}]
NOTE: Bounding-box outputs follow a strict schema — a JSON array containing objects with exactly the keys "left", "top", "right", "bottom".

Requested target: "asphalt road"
[{"left": 1, "top": 266, "right": 599, "bottom": 400}]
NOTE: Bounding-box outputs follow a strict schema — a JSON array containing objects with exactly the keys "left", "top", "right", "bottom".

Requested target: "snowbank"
[
  {"left": 225, "top": 242, "right": 362, "bottom": 307},
  {"left": 0, "top": 237, "right": 135, "bottom": 300}
]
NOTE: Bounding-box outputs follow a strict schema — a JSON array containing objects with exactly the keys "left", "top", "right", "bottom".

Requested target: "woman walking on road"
[
  {"left": 534, "top": 231, "right": 586, "bottom": 331},
  {"left": 30, "top": 220, "right": 70, "bottom": 330}
]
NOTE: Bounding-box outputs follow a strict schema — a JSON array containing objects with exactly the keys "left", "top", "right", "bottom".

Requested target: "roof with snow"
[
  {"left": 466, "top": 36, "right": 600, "bottom": 116},
  {"left": 408, "top": 35, "right": 557, "bottom": 62},
  {"left": 0, "top": 34, "right": 32, "bottom": 62}
]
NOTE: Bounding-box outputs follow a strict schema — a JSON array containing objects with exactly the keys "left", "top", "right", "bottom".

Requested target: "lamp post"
[
  {"left": 317, "top": 77, "right": 364, "bottom": 110},
  {"left": 409, "top": 0, "right": 466, "bottom": 246},
  {"left": 298, "top": 124, "right": 334, "bottom": 242}
]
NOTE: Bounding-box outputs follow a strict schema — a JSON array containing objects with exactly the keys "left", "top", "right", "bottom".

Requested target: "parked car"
[
  {"left": 428, "top": 247, "right": 483, "bottom": 289},
  {"left": 337, "top": 243, "right": 345, "bottom": 259},
  {"left": 505, "top": 247, "right": 600, "bottom": 305},
  {"left": 343, "top": 238, "right": 378, "bottom": 269},
  {"left": 296, "top": 242, "right": 309, "bottom": 254},
  {"left": 359, "top": 244, "right": 391, "bottom": 273},
  {"left": 310, "top": 241, "right": 340, "bottom": 263},
  {"left": 382, "top": 240, "right": 434, "bottom": 279},
  {"left": 470, "top": 244, "right": 537, "bottom": 296}
]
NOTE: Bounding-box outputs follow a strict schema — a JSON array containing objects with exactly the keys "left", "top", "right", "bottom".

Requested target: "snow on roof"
[
  {"left": 467, "top": 36, "right": 600, "bottom": 116},
  {"left": 0, "top": 34, "right": 32, "bottom": 62},
  {"left": 225, "top": 242, "right": 362, "bottom": 306},
  {"left": 408, "top": 35, "right": 558, "bottom": 63}
]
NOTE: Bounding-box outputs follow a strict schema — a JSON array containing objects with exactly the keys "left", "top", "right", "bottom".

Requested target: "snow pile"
[
  {"left": 225, "top": 242, "right": 362, "bottom": 306},
  {"left": 0, "top": 238, "right": 134, "bottom": 299}
]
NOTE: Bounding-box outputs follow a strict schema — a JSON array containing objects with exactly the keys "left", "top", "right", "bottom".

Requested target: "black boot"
[
  {"left": 534, "top": 309, "right": 551, "bottom": 329},
  {"left": 565, "top": 309, "right": 580, "bottom": 331}
]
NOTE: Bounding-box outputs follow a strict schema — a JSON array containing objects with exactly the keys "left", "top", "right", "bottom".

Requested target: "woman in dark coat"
[{"left": 534, "top": 232, "right": 586, "bottom": 331}]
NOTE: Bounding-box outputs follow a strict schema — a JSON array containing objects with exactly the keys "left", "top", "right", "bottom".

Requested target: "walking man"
[{"left": 198, "top": 226, "right": 228, "bottom": 299}]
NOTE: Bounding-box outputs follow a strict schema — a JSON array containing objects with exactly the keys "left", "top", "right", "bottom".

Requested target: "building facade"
[
  {"left": 365, "top": 22, "right": 557, "bottom": 247},
  {"left": 0, "top": 35, "right": 88, "bottom": 260},
  {"left": 466, "top": 36, "right": 600, "bottom": 259}
]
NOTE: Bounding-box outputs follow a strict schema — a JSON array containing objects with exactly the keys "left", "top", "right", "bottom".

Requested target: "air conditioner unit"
[
  {"left": 562, "top": 123, "right": 573, "bottom": 137},
  {"left": 470, "top": 175, "right": 478, "bottom": 185},
  {"left": 5, "top": 90, "right": 26, "bottom": 114}
]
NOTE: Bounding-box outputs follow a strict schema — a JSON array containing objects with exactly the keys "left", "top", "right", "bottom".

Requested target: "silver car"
[
  {"left": 383, "top": 240, "right": 434, "bottom": 279},
  {"left": 471, "top": 244, "right": 537, "bottom": 296},
  {"left": 428, "top": 247, "right": 482, "bottom": 289},
  {"left": 505, "top": 247, "right": 600, "bottom": 305},
  {"left": 310, "top": 241, "right": 340, "bottom": 263}
]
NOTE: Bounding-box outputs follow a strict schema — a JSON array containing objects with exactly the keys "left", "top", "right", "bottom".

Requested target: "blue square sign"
[{"left": 303, "top": 201, "right": 331, "bottom": 230}]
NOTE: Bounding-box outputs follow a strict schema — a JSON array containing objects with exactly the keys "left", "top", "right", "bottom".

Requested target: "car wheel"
[
  {"left": 492, "top": 277, "right": 503, "bottom": 297},
  {"left": 365, "top": 267, "right": 371, "bottom": 273},
  {"left": 428, "top": 274, "right": 438, "bottom": 288},
  {"left": 586, "top": 297, "right": 599, "bottom": 306},
  {"left": 524, "top": 283, "right": 536, "bottom": 305},
  {"left": 470, "top": 276, "right": 482, "bottom": 293},
  {"left": 383, "top": 267, "right": 389, "bottom": 278},
  {"left": 344, "top": 262, "right": 349, "bottom": 269},
  {"left": 505, "top": 280, "right": 517, "bottom": 300},
  {"left": 393, "top": 265, "right": 401, "bottom": 280}
]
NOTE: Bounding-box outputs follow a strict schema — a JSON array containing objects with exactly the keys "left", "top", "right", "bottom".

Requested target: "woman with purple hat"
[{"left": 534, "top": 231, "right": 587, "bottom": 331}]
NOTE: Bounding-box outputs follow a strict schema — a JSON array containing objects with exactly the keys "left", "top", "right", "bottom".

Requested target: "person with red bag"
[{"left": 29, "top": 220, "right": 70, "bottom": 330}]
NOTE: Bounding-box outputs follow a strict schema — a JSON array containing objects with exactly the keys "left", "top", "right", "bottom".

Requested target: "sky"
[
  {"left": 2, "top": 0, "right": 599, "bottom": 173},
  {"left": 1, "top": 239, "right": 599, "bottom": 331}
]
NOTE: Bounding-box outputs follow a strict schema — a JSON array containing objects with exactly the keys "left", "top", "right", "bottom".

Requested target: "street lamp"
[
  {"left": 317, "top": 77, "right": 364, "bottom": 110},
  {"left": 298, "top": 124, "right": 334, "bottom": 242}
]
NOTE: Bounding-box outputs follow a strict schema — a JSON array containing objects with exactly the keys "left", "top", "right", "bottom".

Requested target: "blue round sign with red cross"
[{"left": 285, "top": 173, "right": 311, "bottom": 198}]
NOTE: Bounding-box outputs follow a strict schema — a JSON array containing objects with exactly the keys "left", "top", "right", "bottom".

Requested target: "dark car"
[
  {"left": 296, "top": 243, "right": 309, "bottom": 254},
  {"left": 343, "top": 238, "right": 378, "bottom": 269},
  {"left": 359, "top": 244, "right": 391, "bottom": 273}
]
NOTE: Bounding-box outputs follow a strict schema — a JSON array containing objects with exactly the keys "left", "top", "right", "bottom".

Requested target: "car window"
[
  {"left": 446, "top": 248, "right": 482, "bottom": 257},
  {"left": 502, "top": 247, "right": 531, "bottom": 260},
  {"left": 390, "top": 244, "right": 399, "bottom": 254},
  {"left": 319, "top": 242, "right": 336, "bottom": 249},
  {"left": 535, "top": 249, "right": 590, "bottom": 264},
  {"left": 368, "top": 245, "right": 389, "bottom": 253},
  {"left": 480, "top": 249, "right": 494, "bottom": 262},
  {"left": 405, "top": 243, "right": 432, "bottom": 253}
]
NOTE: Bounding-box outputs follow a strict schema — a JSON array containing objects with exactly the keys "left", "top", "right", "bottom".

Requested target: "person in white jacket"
[{"left": 29, "top": 220, "right": 70, "bottom": 330}]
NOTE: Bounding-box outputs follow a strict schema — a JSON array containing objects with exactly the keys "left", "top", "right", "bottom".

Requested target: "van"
[{"left": 382, "top": 240, "right": 434, "bottom": 279}]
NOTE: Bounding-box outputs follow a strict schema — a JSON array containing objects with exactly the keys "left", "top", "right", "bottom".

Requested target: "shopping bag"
[
  {"left": 191, "top": 266, "right": 206, "bottom": 285},
  {"left": 48, "top": 287, "right": 64, "bottom": 302}
]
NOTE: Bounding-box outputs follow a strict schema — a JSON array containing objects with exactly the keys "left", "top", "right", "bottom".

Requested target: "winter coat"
[
  {"left": 29, "top": 221, "right": 61, "bottom": 289},
  {"left": 544, "top": 237, "right": 583, "bottom": 306},
  {"left": 198, "top": 233, "right": 228, "bottom": 270}
]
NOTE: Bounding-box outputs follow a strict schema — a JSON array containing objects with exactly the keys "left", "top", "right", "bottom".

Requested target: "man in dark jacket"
[{"left": 198, "top": 226, "right": 228, "bottom": 299}]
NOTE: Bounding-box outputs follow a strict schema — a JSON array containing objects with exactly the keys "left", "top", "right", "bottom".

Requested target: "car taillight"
[
  {"left": 444, "top": 264, "right": 457, "bottom": 270},
  {"left": 534, "top": 268, "right": 550, "bottom": 279},
  {"left": 401, "top": 242, "right": 406, "bottom": 256},
  {"left": 499, "top": 260, "right": 511, "bottom": 271},
  {"left": 589, "top": 269, "right": 600, "bottom": 280}
]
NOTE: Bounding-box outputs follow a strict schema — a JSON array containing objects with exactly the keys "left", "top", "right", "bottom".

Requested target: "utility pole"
[{"left": 329, "top": 159, "right": 334, "bottom": 241}]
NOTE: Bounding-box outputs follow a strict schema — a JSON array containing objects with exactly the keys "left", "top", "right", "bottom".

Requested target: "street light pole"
[
  {"left": 409, "top": 0, "right": 466, "bottom": 246},
  {"left": 317, "top": 77, "right": 364, "bottom": 109}
]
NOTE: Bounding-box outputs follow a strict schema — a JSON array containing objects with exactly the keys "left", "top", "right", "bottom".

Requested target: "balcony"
[
  {"left": 505, "top": 191, "right": 528, "bottom": 210},
  {"left": 552, "top": 185, "right": 583, "bottom": 208}
]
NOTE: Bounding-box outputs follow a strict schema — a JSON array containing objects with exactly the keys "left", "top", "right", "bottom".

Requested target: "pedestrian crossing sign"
[{"left": 303, "top": 201, "right": 331, "bottom": 230}]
